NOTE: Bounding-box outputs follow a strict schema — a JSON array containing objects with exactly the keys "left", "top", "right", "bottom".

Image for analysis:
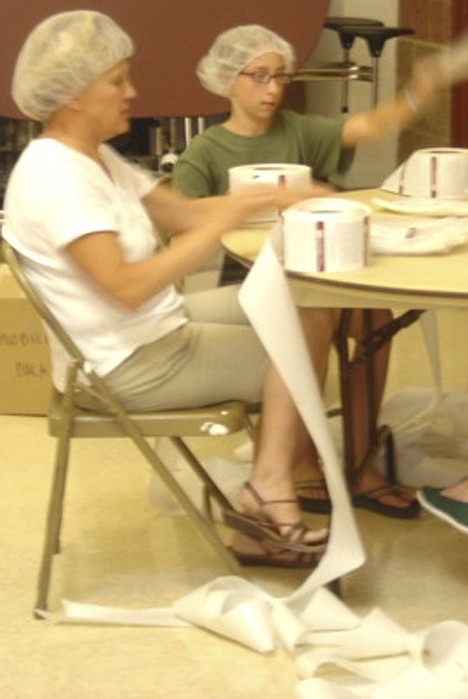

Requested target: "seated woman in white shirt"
[{"left": 3, "top": 10, "right": 338, "bottom": 568}]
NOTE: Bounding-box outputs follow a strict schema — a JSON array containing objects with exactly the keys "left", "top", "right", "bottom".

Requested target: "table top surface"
[{"left": 221, "top": 189, "right": 468, "bottom": 310}]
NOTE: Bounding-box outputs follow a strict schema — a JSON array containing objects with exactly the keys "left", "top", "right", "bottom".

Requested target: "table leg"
[{"left": 335, "top": 308, "right": 425, "bottom": 486}]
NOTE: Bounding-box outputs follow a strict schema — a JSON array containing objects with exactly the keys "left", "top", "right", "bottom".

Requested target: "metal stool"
[
  {"left": 350, "top": 26, "right": 415, "bottom": 105},
  {"left": 324, "top": 17, "right": 385, "bottom": 112},
  {"left": 295, "top": 18, "right": 414, "bottom": 111}
]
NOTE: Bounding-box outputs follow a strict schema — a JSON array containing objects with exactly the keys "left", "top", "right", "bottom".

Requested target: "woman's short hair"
[
  {"left": 12, "top": 10, "right": 134, "bottom": 122},
  {"left": 196, "top": 24, "right": 295, "bottom": 98}
]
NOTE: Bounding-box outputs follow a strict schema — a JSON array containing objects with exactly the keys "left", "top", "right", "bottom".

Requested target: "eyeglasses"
[{"left": 238, "top": 71, "right": 293, "bottom": 85}]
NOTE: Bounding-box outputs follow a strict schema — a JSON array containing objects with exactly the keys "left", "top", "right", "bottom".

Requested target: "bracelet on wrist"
[{"left": 403, "top": 85, "right": 421, "bottom": 116}]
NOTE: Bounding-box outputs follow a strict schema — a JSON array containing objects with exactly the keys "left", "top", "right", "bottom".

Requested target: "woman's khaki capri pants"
[{"left": 77, "top": 285, "right": 268, "bottom": 412}]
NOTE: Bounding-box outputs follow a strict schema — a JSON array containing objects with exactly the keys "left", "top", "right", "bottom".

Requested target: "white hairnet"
[
  {"left": 12, "top": 11, "right": 134, "bottom": 122},
  {"left": 197, "top": 24, "right": 295, "bottom": 98}
]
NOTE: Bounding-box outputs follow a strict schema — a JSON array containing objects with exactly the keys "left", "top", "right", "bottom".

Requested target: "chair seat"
[
  {"left": 48, "top": 389, "right": 253, "bottom": 439},
  {"left": 324, "top": 17, "right": 384, "bottom": 51},
  {"left": 351, "top": 27, "right": 414, "bottom": 57},
  {"left": 324, "top": 16, "right": 384, "bottom": 29}
]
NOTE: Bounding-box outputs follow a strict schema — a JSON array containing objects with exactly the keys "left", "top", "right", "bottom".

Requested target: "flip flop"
[
  {"left": 295, "top": 478, "right": 332, "bottom": 515},
  {"left": 352, "top": 484, "right": 420, "bottom": 519}
]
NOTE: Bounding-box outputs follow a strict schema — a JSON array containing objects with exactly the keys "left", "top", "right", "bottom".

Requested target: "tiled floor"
[{"left": 1, "top": 308, "right": 467, "bottom": 698}]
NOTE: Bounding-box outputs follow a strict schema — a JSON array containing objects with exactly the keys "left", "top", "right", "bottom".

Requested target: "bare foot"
[{"left": 441, "top": 477, "right": 468, "bottom": 503}]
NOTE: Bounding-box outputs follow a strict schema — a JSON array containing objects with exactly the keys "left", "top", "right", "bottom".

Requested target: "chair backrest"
[
  {"left": 2, "top": 239, "right": 90, "bottom": 373},
  {"left": 2, "top": 239, "right": 142, "bottom": 418}
]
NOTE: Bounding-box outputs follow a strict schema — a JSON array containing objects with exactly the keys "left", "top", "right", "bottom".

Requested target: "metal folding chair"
[{"left": 2, "top": 240, "right": 258, "bottom": 616}]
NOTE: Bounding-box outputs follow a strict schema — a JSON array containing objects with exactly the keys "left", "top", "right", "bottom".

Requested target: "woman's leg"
[
  {"left": 288, "top": 307, "right": 340, "bottom": 502},
  {"left": 238, "top": 360, "right": 327, "bottom": 545},
  {"left": 186, "top": 288, "right": 329, "bottom": 543},
  {"left": 96, "top": 286, "right": 327, "bottom": 547}
]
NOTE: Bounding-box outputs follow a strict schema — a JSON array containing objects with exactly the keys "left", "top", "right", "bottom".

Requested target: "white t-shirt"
[{"left": 3, "top": 139, "right": 186, "bottom": 391}]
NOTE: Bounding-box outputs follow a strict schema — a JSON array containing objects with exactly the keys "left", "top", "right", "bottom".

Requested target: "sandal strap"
[
  {"left": 355, "top": 483, "right": 413, "bottom": 500},
  {"left": 356, "top": 485, "right": 394, "bottom": 499},
  {"left": 243, "top": 481, "right": 298, "bottom": 508}
]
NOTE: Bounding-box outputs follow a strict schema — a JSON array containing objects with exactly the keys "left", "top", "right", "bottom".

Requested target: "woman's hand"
[
  {"left": 146, "top": 179, "right": 332, "bottom": 237},
  {"left": 276, "top": 179, "right": 334, "bottom": 211},
  {"left": 210, "top": 179, "right": 334, "bottom": 222}
]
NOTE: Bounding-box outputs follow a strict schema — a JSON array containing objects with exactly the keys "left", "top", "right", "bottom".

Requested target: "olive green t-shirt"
[{"left": 172, "top": 109, "right": 354, "bottom": 197}]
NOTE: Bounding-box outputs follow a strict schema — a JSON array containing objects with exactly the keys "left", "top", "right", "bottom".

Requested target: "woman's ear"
[{"left": 66, "top": 96, "right": 84, "bottom": 113}]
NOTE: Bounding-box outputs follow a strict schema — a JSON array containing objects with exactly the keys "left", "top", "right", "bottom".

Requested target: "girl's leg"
[{"left": 345, "top": 309, "right": 417, "bottom": 510}]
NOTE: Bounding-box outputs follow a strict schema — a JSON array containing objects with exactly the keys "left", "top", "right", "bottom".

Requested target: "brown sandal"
[
  {"left": 223, "top": 482, "right": 328, "bottom": 554},
  {"left": 229, "top": 534, "right": 322, "bottom": 568}
]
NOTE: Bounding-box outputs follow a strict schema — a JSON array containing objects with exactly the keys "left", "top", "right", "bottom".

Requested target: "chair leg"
[
  {"left": 35, "top": 374, "right": 76, "bottom": 617},
  {"left": 34, "top": 430, "right": 72, "bottom": 616},
  {"left": 122, "top": 427, "right": 243, "bottom": 575}
]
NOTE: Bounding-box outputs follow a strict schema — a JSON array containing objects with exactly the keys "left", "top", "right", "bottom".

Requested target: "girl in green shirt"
[{"left": 173, "top": 24, "right": 444, "bottom": 528}]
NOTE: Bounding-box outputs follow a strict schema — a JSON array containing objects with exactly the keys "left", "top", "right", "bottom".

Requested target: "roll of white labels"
[
  {"left": 228, "top": 163, "right": 311, "bottom": 222},
  {"left": 382, "top": 147, "right": 468, "bottom": 199},
  {"left": 282, "top": 197, "right": 370, "bottom": 273}
]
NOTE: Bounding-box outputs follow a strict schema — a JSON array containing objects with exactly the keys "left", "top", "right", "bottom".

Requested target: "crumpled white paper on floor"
[{"left": 39, "top": 223, "right": 468, "bottom": 699}]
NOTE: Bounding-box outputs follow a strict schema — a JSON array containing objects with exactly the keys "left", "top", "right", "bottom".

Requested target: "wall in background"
[
  {"left": 0, "top": 0, "right": 329, "bottom": 119},
  {"left": 451, "top": 0, "right": 468, "bottom": 146}
]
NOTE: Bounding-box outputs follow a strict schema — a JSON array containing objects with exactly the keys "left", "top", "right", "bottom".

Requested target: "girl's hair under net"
[{"left": 196, "top": 24, "right": 295, "bottom": 97}]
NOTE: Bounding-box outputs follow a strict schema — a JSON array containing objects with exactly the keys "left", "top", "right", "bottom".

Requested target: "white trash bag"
[
  {"left": 380, "top": 387, "right": 468, "bottom": 487},
  {"left": 147, "top": 437, "right": 251, "bottom": 517}
]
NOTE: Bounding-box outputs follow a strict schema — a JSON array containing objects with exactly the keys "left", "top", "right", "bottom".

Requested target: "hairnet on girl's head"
[
  {"left": 196, "top": 24, "right": 295, "bottom": 98},
  {"left": 11, "top": 10, "right": 134, "bottom": 122}
]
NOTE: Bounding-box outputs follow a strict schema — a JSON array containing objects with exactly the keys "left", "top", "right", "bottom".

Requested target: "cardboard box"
[{"left": 0, "top": 265, "right": 51, "bottom": 414}]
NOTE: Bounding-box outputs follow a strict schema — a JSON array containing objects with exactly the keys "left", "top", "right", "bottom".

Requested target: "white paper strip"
[
  {"left": 238, "top": 222, "right": 366, "bottom": 605},
  {"left": 36, "top": 600, "right": 190, "bottom": 627}
]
